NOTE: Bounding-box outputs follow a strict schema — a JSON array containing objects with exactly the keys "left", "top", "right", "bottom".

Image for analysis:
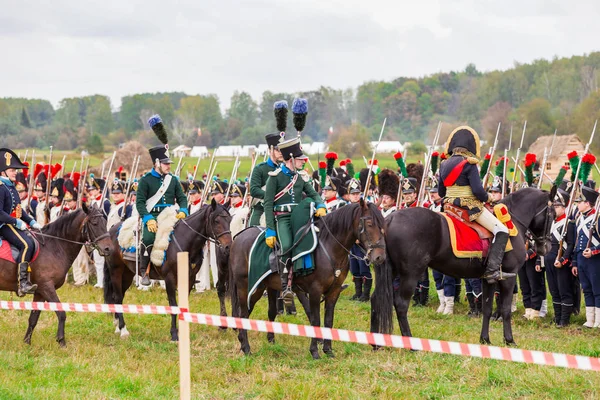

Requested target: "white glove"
[
  {"left": 15, "top": 219, "right": 26, "bottom": 230},
  {"left": 31, "top": 221, "right": 42, "bottom": 230}
]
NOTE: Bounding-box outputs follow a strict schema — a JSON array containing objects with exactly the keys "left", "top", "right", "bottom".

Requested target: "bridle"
[
  {"left": 319, "top": 212, "right": 384, "bottom": 263},
  {"left": 179, "top": 209, "right": 231, "bottom": 249},
  {"left": 508, "top": 197, "right": 553, "bottom": 251}
]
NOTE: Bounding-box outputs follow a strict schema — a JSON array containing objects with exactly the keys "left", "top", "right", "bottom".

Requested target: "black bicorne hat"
[
  {"left": 210, "top": 180, "right": 228, "bottom": 195},
  {"left": 230, "top": 183, "right": 246, "bottom": 197},
  {"left": 188, "top": 180, "right": 204, "bottom": 194},
  {"left": 402, "top": 177, "right": 418, "bottom": 194},
  {"left": 445, "top": 126, "right": 481, "bottom": 159},
  {"left": 346, "top": 178, "right": 362, "bottom": 194},
  {"left": 0, "top": 148, "right": 27, "bottom": 174},
  {"left": 111, "top": 180, "right": 126, "bottom": 194}
]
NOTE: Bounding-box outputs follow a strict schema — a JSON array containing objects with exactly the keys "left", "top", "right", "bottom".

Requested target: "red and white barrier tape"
[{"left": 2, "top": 300, "right": 599, "bottom": 372}]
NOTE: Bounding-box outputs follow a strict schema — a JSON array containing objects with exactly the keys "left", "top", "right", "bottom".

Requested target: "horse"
[
  {"left": 229, "top": 200, "right": 388, "bottom": 359},
  {"left": 371, "top": 187, "right": 556, "bottom": 346},
  {"left": 0, "top": 206, "right": 113, "bottom": 347},
  {"left": 104, "top": 199, "right": 232, "bottom": 341}
]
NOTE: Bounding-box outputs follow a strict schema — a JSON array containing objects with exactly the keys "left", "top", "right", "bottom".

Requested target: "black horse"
[
  {"left": 104, "top": 200, "right": 232, "bottom": 341},
  {"left": 0, "top": 206, "right": 113, "bottom": 347},
  {"left": 229, "top": 201, "right": 388, "bottom": 359},
  {"left": 372, "top": 187, "right": 556, "bottom": 346}
]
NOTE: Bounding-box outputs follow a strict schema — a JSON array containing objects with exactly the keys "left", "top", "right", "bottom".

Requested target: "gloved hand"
[
  {"left": 15, "top": 219, "right": 26, "bottom": 230},
  {"left": 314, "top": 207, "right": 327, "bottom": 218},
  {"left": 265, "top": 236, "right": 277, "bottom": 248},
  {"left": 31, "top": 221, "right": 42, "bottom": 230},
  {"left": 147, "top": 219, "right": 158, "bottom": 233},
  {"left": 176, "top": 212, "right": 187, "bottom": 220}
]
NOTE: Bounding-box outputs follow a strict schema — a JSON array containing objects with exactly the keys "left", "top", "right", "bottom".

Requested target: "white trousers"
[
  {"left": 475, "top": 207, "right": 509, "bottom": 235},
  {"left": 93, "top": 249, "right": 105, "bottom": 288},
  {"left": 196, "top": 242, "right": 218, "bottom": 291},
  {"left": 72, "top": 248, "right": 90, "bottom": 286}
]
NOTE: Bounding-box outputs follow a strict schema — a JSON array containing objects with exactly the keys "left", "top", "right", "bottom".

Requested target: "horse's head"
[
  {"left": 505, "top": 186, "right": 556, "bottom": 256},
  {"left": 356, "top": 199, "right": 386, "bottom": 266},
  {"left": 208, "top": 199, "right": 233, "bottom": 256},
  {"left": 82, "top": 204, "right": 113, "bottom": 256}
]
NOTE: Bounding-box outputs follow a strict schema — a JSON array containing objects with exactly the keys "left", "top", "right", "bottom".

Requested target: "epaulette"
[
  {"left": 298, "top": 170, "right": 310, "bottom": 182},
  {"left": 268, "top": 168, "right": 281, "bottom": 177}
]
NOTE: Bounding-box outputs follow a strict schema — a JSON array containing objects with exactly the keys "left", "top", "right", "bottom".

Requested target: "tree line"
[{"left": 1, "top": 51, "right": 599, "bottom": 156}]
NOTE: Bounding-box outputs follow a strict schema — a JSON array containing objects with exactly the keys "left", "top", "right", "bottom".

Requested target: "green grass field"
[{"left": 1, "top": 277, "right": 600, "bottom": 399}]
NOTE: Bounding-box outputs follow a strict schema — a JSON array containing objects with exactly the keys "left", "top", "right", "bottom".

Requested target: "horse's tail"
[
  {"left": 371, "top": 256, "right": 394, "bottom": 335},
  {"left": 103, "top": 253, "right": 116, "bottom": 305}
]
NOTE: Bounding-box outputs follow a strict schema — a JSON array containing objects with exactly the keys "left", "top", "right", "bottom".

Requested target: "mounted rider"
[
  {"left": 249, "top": 133, "right": 284, "bottom": 227},
  {"left": 438, "top": 126, "right": 516, "bottom": 284},
  {"left": 263, "top": 98, "right": 326, "bottom": 306},
  {"left": 136, "top": 115, "right": 189, "bottom": 286},
  {"left": 0, "top": 149, "right": 42, "bottom": 296}
]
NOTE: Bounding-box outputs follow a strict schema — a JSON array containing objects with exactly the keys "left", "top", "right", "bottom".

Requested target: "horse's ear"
[
  {"left": 359, "top": 198, "right": 365, "bottom": 209},
  {"left": 82, "top": 202, "right": 89, "bottom": 214},
  {"left": 211, "top": 198, "right": 217, "bottom": 211},
  {"left": 549, "top": 184, "right": 558, "bottom": 202}
]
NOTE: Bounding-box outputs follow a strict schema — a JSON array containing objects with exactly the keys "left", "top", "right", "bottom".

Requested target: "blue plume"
[
  {"left": 148, "top": 114, "right": 162, "bottom": 127},
  {"left": 89, "top": 173, "right": 95, "bottom": 179},
  {"left": 292, "top": 98, "right": 308, "bottom": 114},
  {"left": 213, "top": 176, "right": 217, "bottom": 181},
  {"left": 274, "top": 100, "right": 288, "bottom": 110},
  {"left": 224, "top": 179, "right": 228, "bottom": 183}
]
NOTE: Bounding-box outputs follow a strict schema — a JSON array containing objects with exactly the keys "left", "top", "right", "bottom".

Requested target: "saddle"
[
  {"left": 0, "top": 234, "right": 41, "bottom": 264},
  {"left": 441, "top": 203, "right": 515, "bottom": 259}
]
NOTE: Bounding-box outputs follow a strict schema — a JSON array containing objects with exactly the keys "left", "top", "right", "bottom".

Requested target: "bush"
[{"left": 87, "top": 134, "right": 104, "bottom": 154}]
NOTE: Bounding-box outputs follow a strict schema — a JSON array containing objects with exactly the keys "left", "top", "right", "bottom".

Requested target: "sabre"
[
  {"left": 223, "top": 155, "right": 240, "bottom": 203},
  {"left": 557, "top": 120, "right": 597, "bottom": 260},
  {"left": 77, "top": 158, "right": 90, "bottom": 209},
  {"left": 44, "top": 146, "right": 53, "bottom": 213},
  {"left": 510, "top": 121, "right": 527, "bottom": 192},
  {"left": 482, "top": 122, "right": 501, "bottom": 188},
  {"left": 26, "top": 151, "right": 35, "bottom": 212},
  {"left": 501, "top": 149, "right": 508, "bottom": 199},
  {"left": 99, "top": 151, "right": 117, "bottom": 211},
  {"left": 539, "top": 129, "right": 557, "bottom": 188},
  {"left": 363, "top": 118, "right": 386, "bottom": 198},
  {"left": 174, "top": 153, "right": 184, "bottom": 178}
]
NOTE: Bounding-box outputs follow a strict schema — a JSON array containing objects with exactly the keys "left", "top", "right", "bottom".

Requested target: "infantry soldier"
[
  {"left": 107, "top": 180, "right": 132, "bottom": 231},
  {"left": 188, "top": 180, "right": 204, "bottom": 215},
  {"left": 87, "top": 175, "right": 110, "bottom": 289},
  {"left": 572, "top": 181, "right": 600, "bottom": 328},
  {"left": 263, "top": 136, "right": 326, "bottom": 305},
  {"left": 378, "top": 168, "right": 399, "bottom": 218},
  {"left": 0, "top": 149, "right": 42, "bottom": 296},
  {"left": 249, "top": 133, "right": 284, "bottom": 226},
  {"left": 33, "top": 164, "right": 49, "bottom": 226},
  {"left": 136, "top": 115, "right": 188, "bottom": 286},
  {"left": 438, "top": 126, "right": 516, "bottom": 284}
]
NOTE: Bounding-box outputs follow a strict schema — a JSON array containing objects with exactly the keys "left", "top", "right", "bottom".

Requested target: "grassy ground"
[{"left": 1, "top": 276, "right": 600, "bottom": 399}]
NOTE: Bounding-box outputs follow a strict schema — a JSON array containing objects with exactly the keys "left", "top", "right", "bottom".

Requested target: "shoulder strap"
[
  {"left": 443, "top": 159, "right": 469, "bottom": 187},
  {"left": 146, "top": 174, "right": 173, "bottom": 212},
  {"left": 274, "top": 174, "right": 298, "bottom": 202}
]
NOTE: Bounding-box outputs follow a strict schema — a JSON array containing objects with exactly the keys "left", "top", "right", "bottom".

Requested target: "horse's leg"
[
  {"left": 308, "top": 289, "right": 322, "bottom": 360},
  {"left": 296, "top": 290, "right": 311, "bottom": 319},
  {"left": 322, "top": 291, "right": 342, "bottom": 357},
  {"left": 24, "top": 292, "right": 44, "bottom": 345},
  {"left": 480, "top": 279, "right": 494, "bottom": 345},
  {"left": 266, "top": 288, "right": 278, "bottom": 344},
  {"left": 236, "top": 284, "right": 252, "bottom": 355},
  {"left": 164, "top": 271, "right": 179, "bottom": 342},
  {"left": 216, "top": 272, "right": 228, "bottom": 331},
  {"left": 36, "top": 283, "right": 67, "bottom": 347},
  {"left": 500, "top": 277, "right": 517, "bottom": 346},
  {"left": 109, "top": 263, "right": 126, "bottom": 335},
  {"left": 117, "top": 267, "right": 135, "bottom": 339},
  {"left": 392, "top": 271, "right": 419, "bottom": 338}
]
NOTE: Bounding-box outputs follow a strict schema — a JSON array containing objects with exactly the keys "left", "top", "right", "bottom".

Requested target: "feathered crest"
[
  {"left": 431, "top": 151, "right": 440, "bottom": 175},
  {"left": 274, "top": 100, "right": 288, "bottom": 133},
  {"left": 346, "top": 160, "right": 355, "bottom": 179},
  {"left": 393, "top": 152, "right": 408, "bottom": 177},
  {"left": 567, "top": 151, "right": 579, "bottom": 182},
  {"left": 292, "top": 98, "right": 308, "bottom": 133},
  {"left": 318, "top": 161, "right": 327, "bottom": 188},
  {"left": 524, "top": 153, "right": 536, "bottom": 186},
  {"left": 325, "top": 152, "right": 337, "bottom": 176},
  {"left": 554, "top": 165, "right": 568, "bottom": 186},
  {"left": 580, "top": 153, "right": 596, "bottom": 183},
  {"left": 148, "top": 114, "right": 168, "bottom": 144},
  {"left": 494, "top": 156, "right": 506, "bottom": 178},
  {"left": 480, "top": 153, "right": 491, "bottom": 180}
]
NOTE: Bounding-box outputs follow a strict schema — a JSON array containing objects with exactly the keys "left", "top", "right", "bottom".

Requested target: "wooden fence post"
[{"left": 177, "top": 252, "right": 191, "bottom": 400}]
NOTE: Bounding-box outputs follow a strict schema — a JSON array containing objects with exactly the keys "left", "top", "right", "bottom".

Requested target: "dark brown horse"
[
  {"left": 229, "top": 200, "right": 388, "bottom": 359},
  {"left": 0, "top": 206, "right": 113, "bottom": 347},
  {"left": 104, "top": 200, "right": 232, "bottom": 341},
  {"left": 371, "top": 187, "right": 555, "bottom": 346}
]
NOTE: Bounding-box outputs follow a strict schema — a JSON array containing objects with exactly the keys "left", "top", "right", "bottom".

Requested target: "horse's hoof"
[
  {"left": 324, "top": 350, "right": 335, "bottom": 358},
  {"left": 242, "top": 347, "right": 251, "bottom": 356},
  {"left": 218, "top": 326, "right": 227, "bottom": 332},
  {"left": 480, "top": 337, "right": 491, "bottom": 345},
  {"left": 57, "top": 339, "right": 66, "bottom": 348},
  {"left": 23, "top": 336, "right": 31, "bottom": 345},
  {"left": 505, "top": 340, "right": 518, "bottom": 347},
  {"left": 310, "top": 352, "right": 321, "bottom": 360},
  {"left": 113, "top": 319, "right": 119, "bottom": 327},
  {"left": 114, "top": 326, "right": 121, "bottom": 334},
  {"left": 120, "top": 327, "right": 130, "bottom": 339},
  {"left": 371, "top": 345, "right": 381, "bottom": 352}
]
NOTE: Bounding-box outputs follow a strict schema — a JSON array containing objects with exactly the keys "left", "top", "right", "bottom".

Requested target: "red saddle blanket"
[
  {"left": 441, "top": 213, "right": 489, "bottom": 259},
  {"left": 0, "top": 237, "right": 40, "bottom": 264}
]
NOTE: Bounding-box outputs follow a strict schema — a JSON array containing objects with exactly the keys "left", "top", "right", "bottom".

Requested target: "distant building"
[
  {"left": 527, "top": 134, "right": 585, "bottom": 180},
  {"left": 190, "top": 146, "right": 209, "bottom": 158},
  {"left": 172, "top": 145, "right": 192, "bottom": 158}
]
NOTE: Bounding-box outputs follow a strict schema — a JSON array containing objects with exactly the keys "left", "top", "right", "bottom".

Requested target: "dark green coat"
[
  {"left": 250, "top": 160, "right": 277, "bottom": 203},
  {"left": 263, "top": 167, "right": 324, "bottom": 232},
  {"left": 135, "top": 170, "right": 189, "bottom": 225}
]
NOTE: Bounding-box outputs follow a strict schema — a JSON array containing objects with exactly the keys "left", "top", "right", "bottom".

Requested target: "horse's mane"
[
  {"left": 318, "top": 202, "right": 384, "bottom": 239},
  {"left": 501, "top": 187, "right": 547, "bottom": 210},
  {"left": 41, "top": 208, "right": 85, "bottom": 237}
]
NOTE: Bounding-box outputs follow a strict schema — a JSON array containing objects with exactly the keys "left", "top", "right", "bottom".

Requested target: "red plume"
[
  {"left": 394, "top": 152, "right": 403, "bottom": 160},
  {"left": 22, "top": 161, "right": 29, "bottom": 178},
  {"left": 339, "top": 160, "right": 346, "bottom": 167},
  {"left": 318, "top": 161, "right": 327, "bottom": 169},
  {"left": 51, "top": 163, "right": 62, "bottom": 178},
  {"left": 33, "top": 163, "right": 44, "bottom": 179},
  {"left": 484, "top": 153, "right": 491, "bottom": 160},
  {"left": 71, "top": 172, "right": 81, "bottom": 189},
  {"left": 567, "top": 151, "right": 578, "bottom": 160},
  {"left": 325, "top": 152, "right": 338, "bottom": 160}
]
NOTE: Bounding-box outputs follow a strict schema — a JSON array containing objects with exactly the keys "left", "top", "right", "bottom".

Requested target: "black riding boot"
[
  {"left": 286, "top": 299, "right": 297, "bottom": 315},
  {"left": 558, "top": 305, "right": 573, "bottom": 327},
  {"left": 454, "top": 281, "right": 462, "bottom": 304},
  {"left": 467, "top": 293, "right": 477, "bottom": 317},
  {"left": 280, "top": 264, "right": 294, "bottom": 307},
  {"left": 553, "top": 302, "right": 562, "bottom": 325},
  {"left": 276, "top": 297, "right": 284, "bottom": 315},
  {"left": 139, "top": 247, "right": 152, "bottom": 286},
  {"left": 420, "top": 285, "right": 429, "bottom": 306},
  {"left": 350, "top": 276, "right": 363, "bottom": 301},
  {"left": 412, "top": 287, "right": 421, "bottom": 307},
  {"left": 17, "top": 262, "right": 37, "bottom": 297},
  {"left": 360, "top": 278, "right": 372, "bottom": 302},
  {"left": 483, "top": 231, "right": 515, "bottom": 284}
]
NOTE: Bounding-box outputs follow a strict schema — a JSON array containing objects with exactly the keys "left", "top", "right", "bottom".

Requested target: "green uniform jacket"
[
  {"left": 263, "top": 167, "right": 324, "bottom": 232},
  {"left": 250, "top": 159, "right": 277, "bottom": 203},
  {"left": 135, "top": 169, "right": 189, "bottom": 225}
]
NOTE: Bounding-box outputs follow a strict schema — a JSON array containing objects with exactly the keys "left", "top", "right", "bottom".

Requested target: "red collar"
[
  {"left": 325, "top": 197, "right": 338, "bottom": 204},
  {"left": 95, "top": 195, "right": 102, "bottom": 201},
  {"left": 115, "top": 199, "right": 125, "bottom": 205},
  {"left": 555, "top": 214, "right": 566, "bottom": 222},
  {"left": 231, "top": 201, "right": 242, "bottom": 208},
  {"left": 193, "top": 199, "right": 202, "bottom": 206}
]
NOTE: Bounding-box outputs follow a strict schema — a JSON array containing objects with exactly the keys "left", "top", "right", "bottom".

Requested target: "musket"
[
  {"left": 537, "top": 147, "right": 548, "bottom": 189},
  {"left": 22, "top": 149, "right": 29, "bottom": 164},
  {"left": 174, "top": 153, "right": 184, "bottom": 178},
  {"left": 501, "top": 149, "right": 509, "bottom": 199},
  {"left": 223, "top": 155, "right": 240, "bottom": 204},
  {"left": 510, "top": 121, "right": 527, "bottom": 192},
  {"left": 191, "top": 155, "right": 202, "bottom": 181},
  {"left": 363, "top": 118, "right": 386, "bottom": 198},
  {"left": 59, "top": 155, "right": 66, "bottom": 178},
  {"left": 122, "top": 156, "right": 140, "bottom": 217},
  {"left": 44, "top": 146, "right": 53, "bottom": 212},
  {"left": 557, "top": 120, "right": 597, "bottom": 260},
  {"left": 58, "top": 161, "right": 77, "bottom": 217},
  {"left": 200, "top": 161, "right": 218, "bottom": 205},
  {"left": 417, "top": 121, "right": 442, "bottom": 207},
  {"left": 26, "top": 151, "right": 36, "bottom": 212},
  {"left": 77, "top": 158, "right": 90, "bottom": 209},
  {"left": 482, "top": 122, "right": 501, "bottom": 188},
  {"left": 241, "top": 152, "right": 258, "bottom": 209},
  {"left": 538, "top": 129, "right": 557, "bottom": 188},
  {"left": 99, "top": 151, "right": 117, "bottom": 212}
]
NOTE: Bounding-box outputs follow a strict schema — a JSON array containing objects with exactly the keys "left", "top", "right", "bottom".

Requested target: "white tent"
[
  {"left": 304, "top": 142, "right": 328, "bottom": 155},
  {"left": 214, "top": 145, "right": 243, "bottom": 157},
  {"left": 255, "top": 144, "right": 269, "bottom": 156},
  {"left": 190, "top": 146, "right": 209, "bottom": 158},
  {"left": 172, "top": 145, "right": 192, "bottom": 158},
  {"left": 370, "top": 141, "right": 403, "bottom": 153}
]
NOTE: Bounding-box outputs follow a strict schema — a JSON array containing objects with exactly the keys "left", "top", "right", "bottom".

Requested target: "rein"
[
  {"left": 179, "top": 213, "right": 231, "bottom": 249},
  {"left": 505, "top": 196, "right": 552, "bottom": 248},
  {"left": 319, "top": 214, "right": 384, "bottom": 262}
]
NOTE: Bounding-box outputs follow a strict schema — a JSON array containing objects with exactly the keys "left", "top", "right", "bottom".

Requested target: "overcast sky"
[{"left": 1, "top": 0, "right": 598, "bottom": 111}]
